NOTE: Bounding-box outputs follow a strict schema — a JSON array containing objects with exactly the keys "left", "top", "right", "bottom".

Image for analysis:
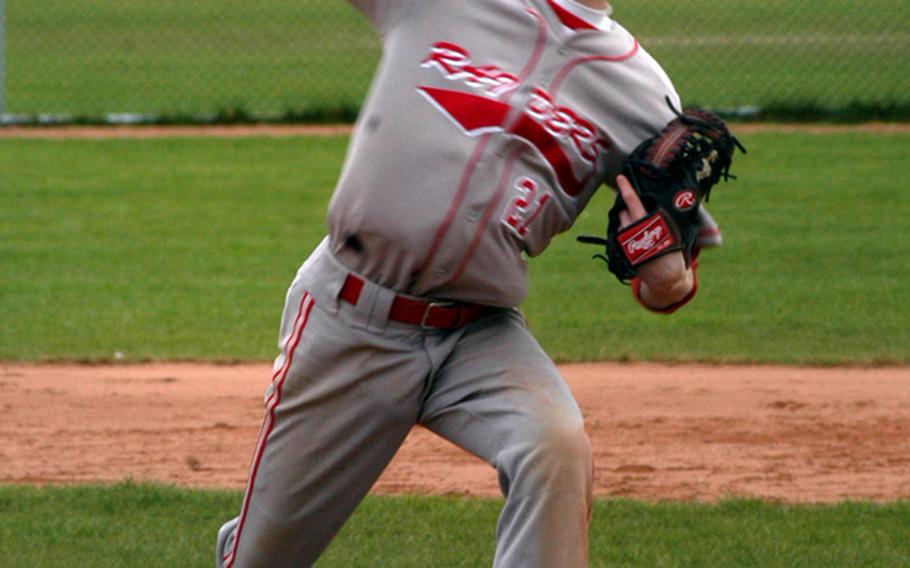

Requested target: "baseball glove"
[{"left": 578, "top": 99, "right": 746, "bottom": 283}]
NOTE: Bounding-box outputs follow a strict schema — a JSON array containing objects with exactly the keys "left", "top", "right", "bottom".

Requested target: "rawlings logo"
[
  {"left": 620, "top": 215, "right": 676, "bottom": 264},
  {"left": 421, "top": 42, "right": 519, "bottom": 98},
  {"left": 627, "top": 225, "right": 664, "bottom": 253},
  {"left": 673, "top": 189, "right": 697, "bottom": 211}
]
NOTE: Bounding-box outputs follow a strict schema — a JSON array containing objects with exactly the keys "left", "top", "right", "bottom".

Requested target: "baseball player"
[{"left": 216, "top": 1, "right": 710, "bottom": 566}]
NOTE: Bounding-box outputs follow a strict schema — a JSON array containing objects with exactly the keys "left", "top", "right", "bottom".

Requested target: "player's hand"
[
  {"left": 616, "top": 175, "right": 694, "bottom": 308},
  {"left": 616, "top": 174, "right": 647, "bottom": 229}
]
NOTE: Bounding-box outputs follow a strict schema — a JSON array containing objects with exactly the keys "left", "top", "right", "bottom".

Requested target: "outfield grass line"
[
  {"left": 1, "top": 122, "right": 909, "bottom": 140},
  {"left": 0, "top": 124, "right": 355, "bottom": 139},
  {"left": 643, "top": 32, "right": 910, "bottom": 48},
  {"left": 732, "top": 122, "right": 910, "bottom": 135}
]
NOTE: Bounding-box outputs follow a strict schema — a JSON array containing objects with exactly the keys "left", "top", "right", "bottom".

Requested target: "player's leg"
[
  {"left": 215, "top": 517, "right": 239, "bottom": 568},
  {"left": 419, "top": 309, "right": 593, "bottom": 568},
  {"left": 218, "top": 254, "right": 431, "bottom": 567},
  {"left": 222, "top": 306, "right": 427, "bottom": 568}
]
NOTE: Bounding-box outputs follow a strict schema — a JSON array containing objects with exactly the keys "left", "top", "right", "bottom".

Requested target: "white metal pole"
[{"left": 0, "top": 0, "right": 6, "bottom": 115}]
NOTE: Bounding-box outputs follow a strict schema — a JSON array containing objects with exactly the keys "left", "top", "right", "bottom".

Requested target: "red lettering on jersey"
[
  {"left": 417, "top": 87, "right": 510, "bottom": 136},
  {"left": 422, "top": 42, "right": 519, "bottom": 97},
  {"left": 419, "top": 42, "right": 611, "bottom": 198},
  {"left": 504, "top": 177, "right": 552, "bottom": 237},
  {"left": 418, "top": 87, "right": 601, "bottom": 197},
  {"left": 526, "top": 87, "right": 609, "bottom": 164},
  {"left": 507, "top": 113, "right": 588, "bottom": 196}
]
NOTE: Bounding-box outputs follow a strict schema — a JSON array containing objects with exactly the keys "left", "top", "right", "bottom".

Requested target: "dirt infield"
[{"left": 3, "top": 362, "right": 908, "bottom": 503}]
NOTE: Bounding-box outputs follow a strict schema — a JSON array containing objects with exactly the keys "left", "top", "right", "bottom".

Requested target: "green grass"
[
  {"left": 0, "top": 135, "right": 344, "bottom": 360},
  {"left": 5, "top": 0, "right": 909, "bottom": 119},
  {"left": 1, "top": 131, "right": 909, "bottom": 364},
  {"left": 620, "top": 0, "right": 910, "bottom": 113},
  {"left": 1, "top": 483, "right": 909, "bottom": 567},
  {"left": 6, "top": 0, "right": 380, "bottom": 117}
]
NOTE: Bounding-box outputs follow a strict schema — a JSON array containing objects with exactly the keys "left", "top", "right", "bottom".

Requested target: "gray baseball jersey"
[
  {"left": 330, "top": 0, "right": 680, "bottom": 307},
  {"left": 217, "top": 2, "right": 687, "bottom": 567}
]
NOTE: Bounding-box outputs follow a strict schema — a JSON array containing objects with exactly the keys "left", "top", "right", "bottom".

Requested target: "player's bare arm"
[{"left": 615, "top": 174, "right": 695, "bottom": 309}]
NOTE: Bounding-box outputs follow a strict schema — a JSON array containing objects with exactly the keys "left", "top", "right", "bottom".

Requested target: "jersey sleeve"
[{"left": 588, "top": 26, "right": 685, "bottom": 186}]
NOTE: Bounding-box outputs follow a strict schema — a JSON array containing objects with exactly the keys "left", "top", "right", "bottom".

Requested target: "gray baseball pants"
[{"left": 220, "top": 239, "right": 593, "bottom": 567}]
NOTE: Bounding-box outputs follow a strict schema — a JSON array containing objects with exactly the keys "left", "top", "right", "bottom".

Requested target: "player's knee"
[
  {"left": 505, "top": 418, "right": 593, "bottom": 497},
  {"left": 542, "top": 419, "right": 593, "bottom": 482}
]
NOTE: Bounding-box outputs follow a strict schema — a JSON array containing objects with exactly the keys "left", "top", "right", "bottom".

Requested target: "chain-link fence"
[{"left": 2, "top": 0, "right": 908, "bottom": 124}]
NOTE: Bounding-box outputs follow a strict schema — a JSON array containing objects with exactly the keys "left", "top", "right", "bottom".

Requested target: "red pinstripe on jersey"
[
  {"left": 417, "top": 9, "right": 641, "bottom": 295},
  {"left": 447, "top": 147, "right": 523, "bottom": 285},
  {"left": 224, "top": 292, "right": 316, "bottom": 568},
  {"left": 550, "top": 41, "right": 641, "bottom": 95},
  {"left": 415, "top": 8, "right": 548, "bottom": 280},
  {"left": 507, "top": 111, "right": 596, "bottom": 197}
]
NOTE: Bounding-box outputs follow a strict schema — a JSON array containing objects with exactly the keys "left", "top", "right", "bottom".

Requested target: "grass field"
[
  {"left": 4, "top": 3, "right": 910, "bottom": 563},
  {"left": 7, "top": 0, "right": 379, "bottom": 117},
  {"left": 2, "top": 483, "right": 909, "bottom": 568},
  {"left": 5, "top": 0, "right": 909, "bottom": 118},
  {"left": 1, "top": 130, "right": 908, "bottom": 364}
]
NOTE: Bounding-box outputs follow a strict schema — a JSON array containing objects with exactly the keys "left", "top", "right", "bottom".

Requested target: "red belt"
[{"left": 339, "top": 274, "right": 496, "bottom": 329}]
